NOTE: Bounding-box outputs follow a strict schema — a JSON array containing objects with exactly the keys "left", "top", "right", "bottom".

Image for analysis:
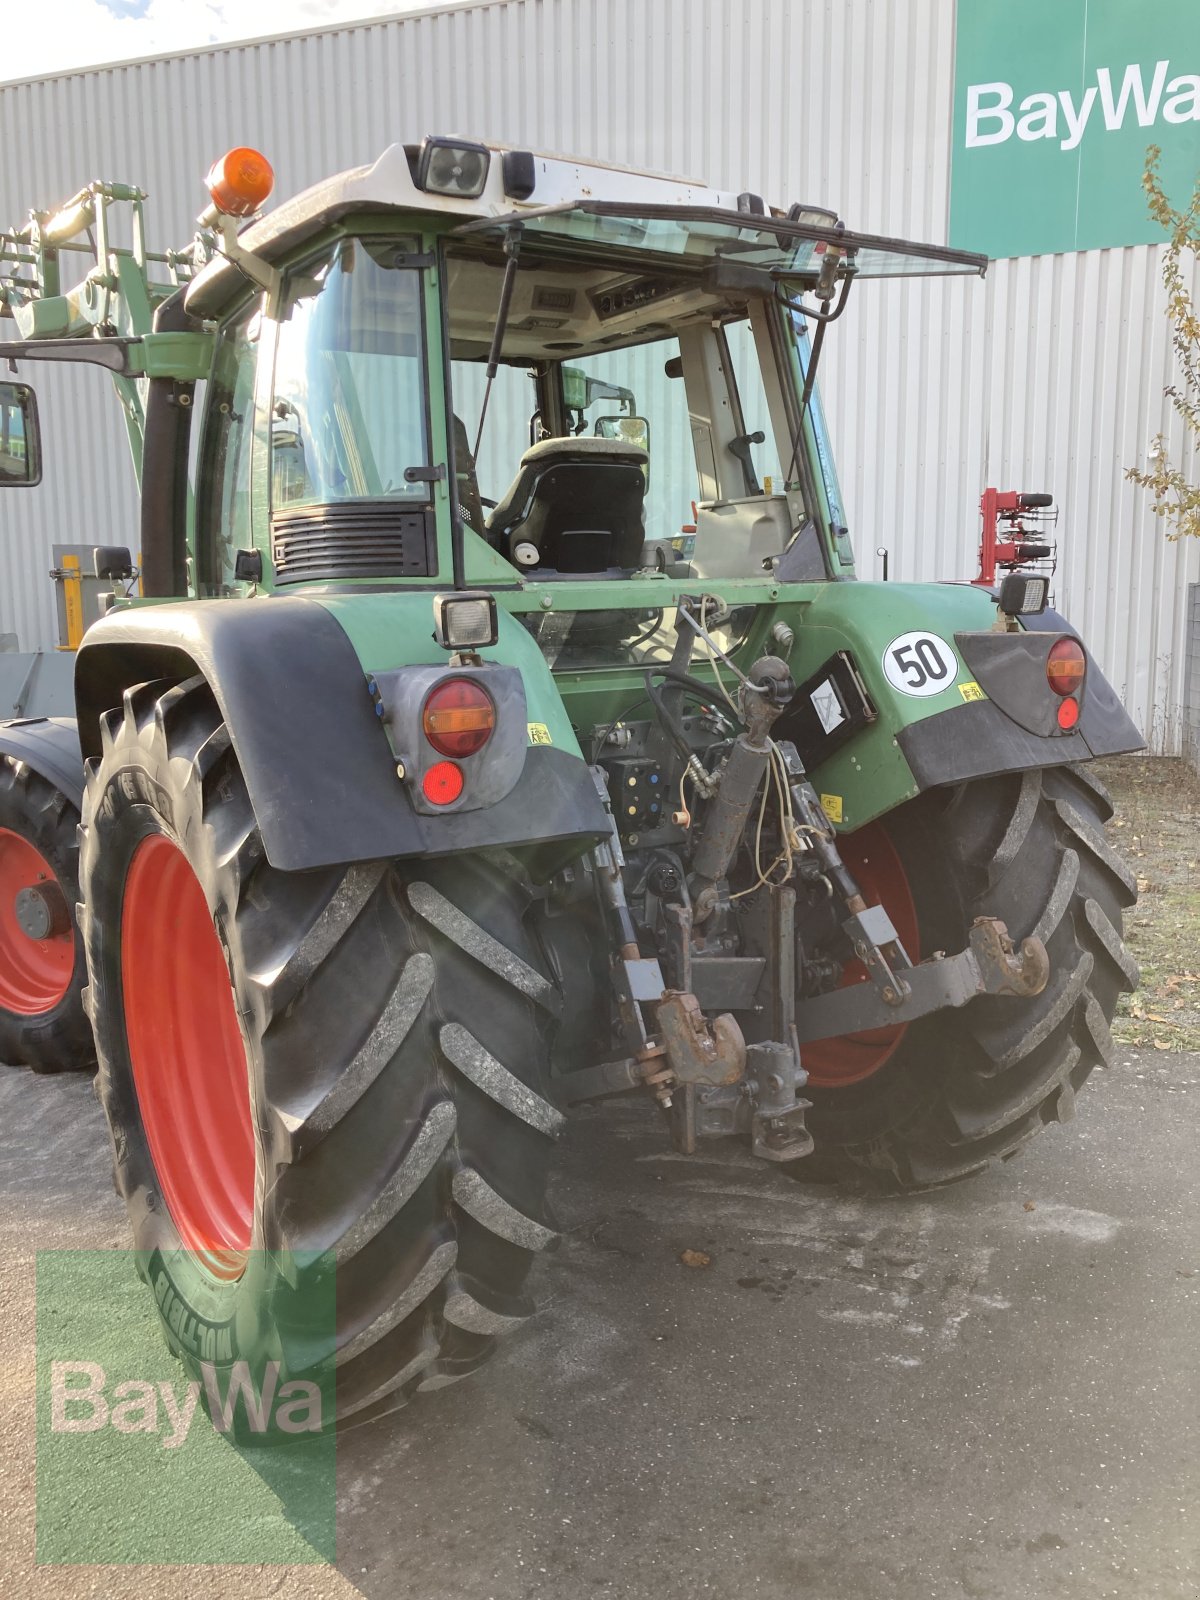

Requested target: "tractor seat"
[{"left": 486, "top": 436, "right": 648, "bottom": 573}]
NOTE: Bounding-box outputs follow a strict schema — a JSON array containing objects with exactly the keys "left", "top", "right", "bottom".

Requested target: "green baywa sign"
[{"left": 950, "top": 0, "right": 1200, "bottom": 259}]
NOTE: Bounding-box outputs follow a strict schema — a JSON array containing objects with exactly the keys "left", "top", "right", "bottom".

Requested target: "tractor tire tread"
[
  {"left": 811, "top": 767, "right": 1136, "bottom": 1192},
  {"left": 81, "top": 675, "right": 561, "bottom": 1428}
]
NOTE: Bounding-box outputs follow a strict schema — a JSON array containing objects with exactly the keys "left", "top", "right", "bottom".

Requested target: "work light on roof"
[
  {"left": 418, "top": 137, "right": 490, "bottom": 199},
  {"left": 788, "top": 202, "right": 841, "bottom": 228}
]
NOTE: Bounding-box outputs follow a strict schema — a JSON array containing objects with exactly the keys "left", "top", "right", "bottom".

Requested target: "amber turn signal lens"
[
  {"left": 422, "top": 760, "right": 465, "bottom": 806},
  {"left": 1046, "top": 637, "right": 1086, "bottom": 697},
  {"left": 422, "top": 679, "right": 496, "bottom": 758},
  {"left": 205, "top": 148, "right": 275, "bottom": 217}
]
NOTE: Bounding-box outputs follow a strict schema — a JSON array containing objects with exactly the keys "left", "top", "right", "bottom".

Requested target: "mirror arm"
[
  {"left": 774, "top": 270, "right": 855, "bottom": 326},
  {"left": 779, "top": 274, "right": 855, "bottom": 491}
]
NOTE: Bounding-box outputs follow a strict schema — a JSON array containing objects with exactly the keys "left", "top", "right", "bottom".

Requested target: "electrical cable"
[{"left": 643, "top": 671, "right": 694, "bottom": 762}]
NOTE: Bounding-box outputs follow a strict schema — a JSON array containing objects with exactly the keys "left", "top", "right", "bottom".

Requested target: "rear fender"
[
  {"left": 75, "top": 595, "right": 607, "bottom": 873},
  {"left": 0, "top": 717, "right": 84, "bottom": 811},
  {"left": 772, "top": 581, "right": 1141, "bottom": 831}
]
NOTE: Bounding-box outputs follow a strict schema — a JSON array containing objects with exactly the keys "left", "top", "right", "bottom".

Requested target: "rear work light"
[
  {"left": 1046, "top": 637, "right": 1086, "bottom": 697},
  {"left": 204, "top": 147, "right": 274, "bottom": 217},
  {"left": 422, "top": 678, "right": 496, "bottom": 758},
  {"left": 998, "top": 572, "right": 1049, "bottom": 617},
  {"left": 422, "top": 760, "right": 465, "bottom": 806},
  {"left": 417, "top": 137, "right": 490, "bottom": 198},
  {"left": 433, "top": 591, "right": 499, "bottom": 650}
]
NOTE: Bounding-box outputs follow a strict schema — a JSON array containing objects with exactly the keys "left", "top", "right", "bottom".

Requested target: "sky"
[{"left": 5, "top": 0, "right": 434, "bottom": 82}]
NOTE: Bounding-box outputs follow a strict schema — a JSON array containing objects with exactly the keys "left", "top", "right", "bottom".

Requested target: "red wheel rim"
[
  {"left": 804, "top": 821, "right": 920, "bottom": 1089},
  {"left": 121, "top": 835, "right": 254, "bottom": 1279},
  {"left": 0, "top": 827, "right": 74, "bottom": 1016}
]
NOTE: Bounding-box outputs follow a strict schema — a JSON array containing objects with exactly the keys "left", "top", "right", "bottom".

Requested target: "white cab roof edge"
[{"left": 185, "top": 138, "right": 748, "bottom": 317}]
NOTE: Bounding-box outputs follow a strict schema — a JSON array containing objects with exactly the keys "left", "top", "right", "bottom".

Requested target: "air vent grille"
[{"left": 271, "top": 501, "right": 436, "bottom": 583}]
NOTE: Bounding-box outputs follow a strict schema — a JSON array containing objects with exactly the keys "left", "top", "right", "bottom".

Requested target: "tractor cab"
[{"left": 172, "top": 140, "right": 985, "bottom": 646}]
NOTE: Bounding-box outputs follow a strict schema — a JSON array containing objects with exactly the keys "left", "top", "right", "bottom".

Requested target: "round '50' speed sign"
[{"left": 881, "top": 631, "right": 959, "bottom": 698}]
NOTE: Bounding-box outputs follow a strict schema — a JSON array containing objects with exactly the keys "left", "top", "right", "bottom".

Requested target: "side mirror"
[
  {"left": 595, "top": 414, "right": 650, "bottom": 488},
  {"left": 595, "top": 414, "right": 650, "bottom": 453},
  {"left": 0, "top": 381, "right": 42, "bottom": 487}
]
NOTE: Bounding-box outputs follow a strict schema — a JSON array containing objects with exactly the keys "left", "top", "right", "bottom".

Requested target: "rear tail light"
[
  {"left": 1046, "top": 638, "right": 1086, "bottom": 697},
  {"left": 421, "top": 678, "right": 496, "bottom": 758},
  {"left": 1057, "top": 697, "right": 1081, "bottom": 731},
  {"left": 422, "top": 761, "right": 465, "bottom": 806}
]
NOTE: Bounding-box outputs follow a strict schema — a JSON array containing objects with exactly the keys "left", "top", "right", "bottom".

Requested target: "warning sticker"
[
  {"left": 820, "top": 793, "right": 843, "bottom": 823},
  {"left": 810, "top": 679, "right": 846, "bottom": 736},
  {"left": 527, "top": 722, "right": 553, "bottom": 746},
  {"left": 958, "top": 680, "right": 987, "bottom": 703}
]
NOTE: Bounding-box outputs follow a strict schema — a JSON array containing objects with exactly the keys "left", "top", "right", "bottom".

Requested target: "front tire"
[
  {"left": 800, "top": 764, "right": 1138, "bottom": 1190},
  {"left": 81, "top": 676, "right": 564, "bottom": 1430}
]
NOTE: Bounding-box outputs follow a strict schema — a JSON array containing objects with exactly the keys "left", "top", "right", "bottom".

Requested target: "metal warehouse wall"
[
  {"left": 1186, "top": 585, "right": 1200, "bottom": 774},
  {"left": 2, "top": 0, "right": 1198, "bottom": 747}
]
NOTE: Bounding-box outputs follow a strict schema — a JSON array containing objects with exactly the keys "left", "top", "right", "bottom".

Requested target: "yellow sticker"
[
  {"left": 958, "top": 680, "right": 987, "bottom": 703},
  {"left": 527, "top": 721, "right": 553, "bottom": 747},
  {"left": 820, "top": 793, "right": 843, "bottom": 823}
]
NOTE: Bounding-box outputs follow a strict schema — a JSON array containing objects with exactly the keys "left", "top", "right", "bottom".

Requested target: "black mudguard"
[
  {"left": 898, "top": 620, "right": 1143, "bottom": 789},
  {"left": 0, "top": 717, "right": 84, "bottom": 811},
  {"left": 75, "top": 597, "right": 608, "bottom": 874}
]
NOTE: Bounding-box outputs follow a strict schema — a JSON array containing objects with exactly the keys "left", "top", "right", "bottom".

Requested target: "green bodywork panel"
[
  {"left": 311, "top": 573, "right": 1001, "bottom": 831},
  {"left": 774, "top": 579, "right": 998, "bottom": 829},
  {"left": 313, "top": 592, "right": 583, "bottom": 758}
]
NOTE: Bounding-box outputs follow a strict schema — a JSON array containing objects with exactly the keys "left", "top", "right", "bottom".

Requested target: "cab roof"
[{"left": 185, "top": 134, "right": 984, "bottom": 318}]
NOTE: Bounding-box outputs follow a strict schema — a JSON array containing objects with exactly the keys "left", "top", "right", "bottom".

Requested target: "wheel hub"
[
  {"left": 0, "top": 827, "right": 75, "bottom": 1016},
  {"left": 802, "top": 820, "right": 921, "bottom": 1090},
  {"left": 14, "top": 880, "right": 71, "bottom": 942}
]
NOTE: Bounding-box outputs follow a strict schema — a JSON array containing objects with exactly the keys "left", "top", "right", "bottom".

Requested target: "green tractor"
[{"left": 0, "top": 138, "right": 1140, "bottom": 1426}]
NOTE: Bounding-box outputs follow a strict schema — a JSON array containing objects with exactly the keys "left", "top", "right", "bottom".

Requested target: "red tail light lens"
[
  {"left": 1046, "top": 638, "right": 1086, "bottom": 697},
  {"left": 422, "top": 760, "right": 464, "bottom": 805},
  {"left": 1057, "top": 697, "right": 1081, "bottom": 730},
  {"left": 421, "top": 679, "right": 496, "bottom": 758}
]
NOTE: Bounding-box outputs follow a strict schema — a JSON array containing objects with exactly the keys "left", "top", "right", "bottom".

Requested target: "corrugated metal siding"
[
  {"left": 1185, "top": 584, "right": 1200, "bottom": 774},
  {"left": 2, "top": 0, "right": 1198, "bottom": 745}
]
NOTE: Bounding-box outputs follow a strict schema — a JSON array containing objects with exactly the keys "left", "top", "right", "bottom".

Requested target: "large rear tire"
[
  {"left": 0, "top": 753, "right": 92, "bottom": 1072},
  {"left": 81, "top": 676, "right": 564, "bottom": 1430},
  {"left": 800, "top": 764, "right": 1138, "bottom": 1190}
]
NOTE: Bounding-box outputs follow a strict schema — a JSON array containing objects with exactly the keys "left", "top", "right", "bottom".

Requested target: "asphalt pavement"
[{"left": 1, "top": 1045, "right": 1197, "bottom": 1600}]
